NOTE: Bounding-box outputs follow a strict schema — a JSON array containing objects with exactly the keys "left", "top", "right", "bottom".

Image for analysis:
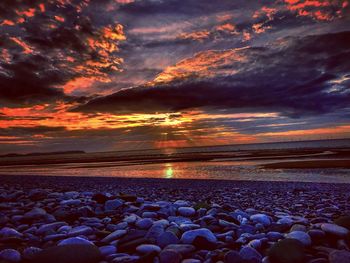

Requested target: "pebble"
[
  {"left": 68, "top": 225, "right": 93, "bottom": 236},
  {"left": 329, "top": 250, "right": 350, "bottom": 263},
  {"left": 159, "top": 249, "right": 182, "bottom": 263},
  {"left": 24, "top": 208, "right": 47, "bottom": 219},
  {"left": 60, "top": 199, "right": 82, "bottom": 206},
  {"left": 268, "top": 238, "right": 305, "bottom": 263},
  {"left": 164, "top": 244, "right": 195, "bottom": 257},
  {"left": 58, "top": 237, "right": 94, "bottom": 246},
  {"left": 286, "top": 231, "right": 312, "bottom": 246},
  {"left": 99, "top": 245, "right": 117, "bottom": 257},
  {"left": 0, "top": 249, "right": 21, "bottom": 262},
  {"left": 178, "top": 207, "right": 196, "bottom": 217},
  {"left": 250, "top": 214, "right": 271, "bottom": 226},
  {"left": 0, "top": 227, "right": 22, "bottom": 238},
  {"left": 30, "top": 244, "right": 102, "bottom": 263},
  {"left": 102, "top": 229, "right": 127, "bottom": 243},
  {"left": 157, "top": 231, "right": 179, "bottom": 248},
  {"left": 22, "top": 247, "right": 42, "bottom": 260},
  {"left": 135, "top": 218, "right": 153, "bottom": 229},
  {"left": 267, "top": 231, "right": 284, "bottom": 241},
  {"left": 180, "top": 228, "right": 217, "bottom": 244},
  {"left": 37, "top": 222, "right": 67, "bottom": 235},
  {"left": 104, "top": 199, "right": 123, "bottom": 211},
  {"left": 334, "top": 216, "right": 350, "bottom": 230},
  {"left": 239, "top": 246, "right": 262, "bottom": 262},
  {"left": 321, "top": 223, "right": 349, "bottom": 238},
  {"left": 224, "top": 250, "right": 244, "bottom": 263},
  {"left": 136, "top": 244, "right": 161, "bottom": 254}
]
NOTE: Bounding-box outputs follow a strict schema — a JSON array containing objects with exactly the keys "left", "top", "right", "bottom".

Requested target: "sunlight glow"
[{"left": 164, "top": 164, "right": 174, "bottom": 178}]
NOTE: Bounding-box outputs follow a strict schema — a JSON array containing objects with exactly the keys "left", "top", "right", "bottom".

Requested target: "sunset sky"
[{"left": 0, "top": 0, "right": 350, "bottom": 154}]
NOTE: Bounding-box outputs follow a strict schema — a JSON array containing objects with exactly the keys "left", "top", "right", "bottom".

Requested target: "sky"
[{"left": 0, "top": 0, "right": 350, "bottom": 154}]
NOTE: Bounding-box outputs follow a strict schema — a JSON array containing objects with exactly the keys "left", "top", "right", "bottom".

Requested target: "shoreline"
[{"left": 2, "top": 174, "right": 350, "bottom": 193}]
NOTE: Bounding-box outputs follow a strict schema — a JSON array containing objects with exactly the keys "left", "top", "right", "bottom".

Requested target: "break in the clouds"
[{"left": 0, "top": 0, "right": 350, "bottom": 153}]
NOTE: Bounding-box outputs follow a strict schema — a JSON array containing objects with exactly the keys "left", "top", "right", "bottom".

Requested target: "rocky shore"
[{"left": 0, "top": 175, "right": 350, "bottom": 263}]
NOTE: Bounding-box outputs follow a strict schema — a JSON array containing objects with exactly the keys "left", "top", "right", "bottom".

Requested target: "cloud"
[
  {"left": 0, "top": 126, "right": 66, "bottom": 137},
  {"left": 0, "top": 0, "right": 126, "bottom": 106},
  {"left": 75, "top": 31, "right": 350, "bottom": 117}
]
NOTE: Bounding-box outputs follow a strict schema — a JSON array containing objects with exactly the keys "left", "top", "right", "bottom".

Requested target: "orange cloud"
[
  {"left": 0, "top": 20, "right": 15, "bottom": 26},
  {"left": 16, "top": 8, "right": 36, "bottom": 18},
  {"left": 252, "top": 23, "right": 271, "bottom": 33},
  {"left": 284, "top": 0, "right": 348, "bottom": 21},
  {"left": 115, "top": 0, "right": 135, "bottom": 3},
  {"left": 39, "top": 3, "right": 45, "bottom": 12},
  {"left": 258, "top": 125, "right": 350, "bottom": 137},
  {"left": 54, "top": 15, "right": 65, "bottom": 22},
  {"left": 153, "top": 48, "right": 248, "bottom": 84},
  {"left": 1, "top": 49, "right": 11, "bottom": 63},
  {"left": 216, "top": 13, "right": 234, "bottom": 22},
  {"left": 215, "top": 23, "right": 237, "bottom": 34},
  {"left": 178, "top": 30, "right": 210, "bottom": 41},
  {"left": 242, "top": 31, "right": 252, "bottom": 41},
  {"left": 253, "top": 6, "right": 277, "bottom": 20},
  {"left": 10, "top": 37, "right": 34, "bottom": 54},
  {"left": 61, "top": 77, "right": 97, "bottom": 95}
]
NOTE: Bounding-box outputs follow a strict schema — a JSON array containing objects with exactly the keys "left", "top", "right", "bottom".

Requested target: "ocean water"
[{"left": 0, "top": 139, "right": 349, "bottom": 183}]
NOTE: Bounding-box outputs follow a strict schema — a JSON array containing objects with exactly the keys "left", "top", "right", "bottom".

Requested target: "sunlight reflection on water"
[{"left": 0, "top": 159, "right": 349, "bottom": 183}]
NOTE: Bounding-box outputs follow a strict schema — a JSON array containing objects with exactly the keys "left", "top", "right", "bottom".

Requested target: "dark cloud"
[
  {"left": 0, "top": 54, "right": 68, "bottom": 106},
  {"left": 0, "top": 126, "right": 66, "bottom": 136},
  {"left": 0, "top": 0, "right": 125, "bottom": 106},
  {"left": 75, "top": 31, "right": 350, "bottom": 117},
  {"left": 119, "top": 0, "right": 265, "bottom": 16}
]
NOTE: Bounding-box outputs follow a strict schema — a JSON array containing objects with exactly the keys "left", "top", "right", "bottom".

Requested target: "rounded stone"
[
  {"left": 136, "top": 218, "right": 153, "bottom": 229},
  {"left": 163, "top": 244, "right": 195, "bottom": 257},
  {"left": 329, "top": 250, "right": 350, "bottom": 263},
  {"left": 178, "top": 207, "right": 196, "bottom": 217},
  {"left": 24, "top": 208, "right": 47, "bottom": 219},
  {"left": 99, "top": 245, "right": 116, "bottom": 257},
  {"left": 0, "top": 249, "right": 21, "bottom": 262},
  {"left": 104, "top": 199, "right": 123, "bottom": 211},
  {"left": 224, "top": 250, "right": 244, "bottom": 263},
  {"left": 157, "top": 231, "right": 179, "bottom": 248},
  {"left": 159, "top": 249, "right": 182, "bottom": 263},
  {"left": 182, "top": 259, "right": 201, "bottom": 263},
  {"left": 29, "top": 244, "right": 102, "bottom": 263},
  {"left": 92, "top": 193, "right": 108, "bottom": 204},
  {"left": 239, "top": 246, "right": 262, "bottom": 262},
  {"left": 37, "top": 222, "right": 67, "bottom": 235},
  {"left": 174, "top": 200, "right": 190, "bottom": 207},
  {"left": 136, "top": 244, "right": 161, "bottom": 254},
  {"left": 334, "top": 216, "right": 350, "bottom": 230},
  {"left": 308, "top": 229, "right": 326, "bottom": 244},
  {"left": 180, "top": 228, "right": 217, "bottom": 244},
  {"left": 102, "top": 229, "right": 127, "bottom": 243},
  {"left": 68, "top": 226, "right": 93, "bottom": 237},
  {"left": 267, "top": 232, "right": 284, "bottom": 241},
  {"left": 60, "top": 199, "right": 82, "bottom": 206},
  {"left": 290, "top": 224, "right": 307, "bottom": 232},
  {"left": 0, "top": 227, "right": 22, "bottom": 238},
  {"left": 286, "top": 231, "right": 311, "bottom": 246},
  {"left": 58, "top": 237, "right": 94, "bottom": 246},
  {"left": 23, "top": 247, "right": 42, "bottom": 260},
  {"left": 321, "top": 223, "right": 349, "bottom": 238},
  {"left": 268, "top": 238, "right": 305, "bottom": 263},
  {"left": 250, "top": 214, "right": 271, "bottom": 226}
]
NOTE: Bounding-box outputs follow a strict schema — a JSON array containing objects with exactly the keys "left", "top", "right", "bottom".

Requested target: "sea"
[{"left": 0, "top": 139, "right": 350, "bottom": 183}]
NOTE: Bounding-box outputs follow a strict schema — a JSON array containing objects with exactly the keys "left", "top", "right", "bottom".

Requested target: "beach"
[{"left": 1, "top": 175, "right": 350, "bottom": 263}]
